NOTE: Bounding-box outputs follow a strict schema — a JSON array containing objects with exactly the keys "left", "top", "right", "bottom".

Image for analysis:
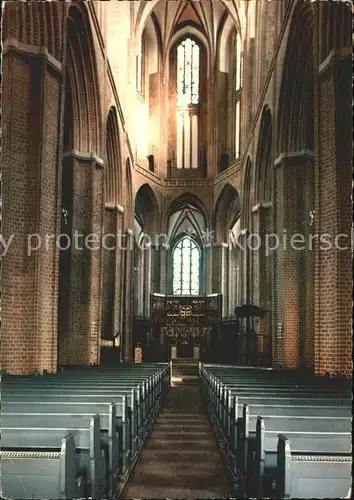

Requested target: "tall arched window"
[
  {"left": 173, "top": 237, "right": 200, "bottom": 295},
  {"left": 235, "top": 33, "right": 243, "bottom": 159},
  {"left": 177, "top": 38, "right": 199, "bottom": 105},
  {"left": 176, "top": 37, "right": 200, "bottom": 169},
  {"left": 136, "top": 31, "right": 145, "bottom": 93}
]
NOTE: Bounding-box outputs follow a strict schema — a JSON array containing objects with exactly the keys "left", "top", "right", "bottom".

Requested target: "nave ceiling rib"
[{"left": 136, "top": 0, "right": 245, "bottom": 64}]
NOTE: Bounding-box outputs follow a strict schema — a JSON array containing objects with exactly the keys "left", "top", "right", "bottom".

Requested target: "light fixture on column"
[
  {"left": 303, "top": 209, "right": 315, "bottom": 227},
  {"left": 309, "top": 210, "right": 315, "bottom": 227},
  {"left": 62, "top": 207, "right": 69, "bottom": 225}
]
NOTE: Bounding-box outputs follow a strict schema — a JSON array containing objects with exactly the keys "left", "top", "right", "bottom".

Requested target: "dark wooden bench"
[
  {"left": 228, "top": 402, "right": 350, "bottom": 485},
  {"left": 205, "top": 385, "right": 350, "bottom": 461},
  {"left": 5, "top": 377, "right": 154, "bottom": 423},
  {"left": 4, "top": 362, "right": 169, "bottom": 434},
  {"left": 3, "top": 388, "right": 140, "bottom": 458},
  {"left": 2, "top": 364, "right": 169, "bottom": 477},
  {"left": 2, "top": 399, "right": 129, "bottom": 481},
  {"left": 252, "top": 416, "right": 351, "bottom": 498},
  {"left": 0, "top": 431, "right": 84, "bottom": 499},
  {"left": 199, "top": 364, "right": 352, "bottom": 497},
  {"left": 1, "top": 409, "right": 119, "bottom": 498},
  {"left": 1, "top": 363, "right": 170, "bottom": 500},
  {"left": 240, "top": 405, "right": 351, "bottom": 464},
  {"left": 199, "top": 365, "right": 350, "bottom": 436},
  {"left": 1, "top": 414, "right": 107, "bottom": 499},
  {"left": 3, "top": 379, "right": 164, "bottom": 454},
  {"left": 277, "top": 434, "right": 352, "bottom": 499}
]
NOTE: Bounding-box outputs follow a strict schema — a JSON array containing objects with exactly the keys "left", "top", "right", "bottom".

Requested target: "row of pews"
[
  {"left": 0, "top": 362, "right": 170, "bottom": 499},
  {"left": 199, "top": 363, "right": 352, "bottom": 499}
]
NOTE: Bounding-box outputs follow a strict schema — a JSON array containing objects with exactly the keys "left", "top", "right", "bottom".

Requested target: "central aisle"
[{"left": 123, "top": 363, "right": 230, "bottom": 499}]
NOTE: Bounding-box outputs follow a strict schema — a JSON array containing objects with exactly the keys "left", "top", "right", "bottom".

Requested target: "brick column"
[
  {"left": 113, "top": 206, "right": 124, "bottom": 344},
  {"left": 251, "top": 206, "right": 260, "bottom": 309},
  {"left": 274, "top": 152, "right": 314, "bottom": 369},
  {"left": 204, "top": 244, "right": 213, "bottom": 295},
  {"left": 273, "top": 159, "right": 285, "bottom": 366},
  {"left": 143, "top": 245, "right": 152, "bottom": 317},
  {"left": 122, "top": 230, "right": 134, "bottom": 362},
  {"left": 159, "top": 244, "right": 168, "bottom": 294},
  {"left": 150, "top": 242, "right": 160, "bottom": 294},
  {"left": 252, "top": 203, "right": 272, "bottom": 339},
  {"left": 1, "top": 43, "right": 62, "bottom": 374},
  {"left": 238, "top": 230, "right": 249, "bottom": 305},
  {"left": 58, "top": 153, "right": 104, "bottom": 367},
  {"left": 314, "top": 50, "right": 352, "bottom": 377},
  {"left": 211, "top": 243, "right": 224, "bottom": 295}
]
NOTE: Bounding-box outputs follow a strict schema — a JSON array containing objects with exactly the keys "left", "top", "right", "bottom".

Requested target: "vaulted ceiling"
[{"left": 135, "top": 0, "right": 245, "bottom": 63}]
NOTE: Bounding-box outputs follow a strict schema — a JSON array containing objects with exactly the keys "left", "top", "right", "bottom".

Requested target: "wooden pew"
[
  {"left": 0, "top": 431, "right": 84, "bottom": 500},
  {"left": 199, "top": 364, "right": 351, "bottom": 495},
  {"left": 205, "top": 386, "right": 350, "bottom": 466},
  {"left": 253, "top": 416, "right": 351, "bottom": 498},
  {"left": 2, "top": 399, "right": 130, "bottom": 483},
  {"left": 199, "top": 366, "right": 350, "bottom": 438},
  {"left": 1, "top": 363, "right": 169, "bottom": 500},
  {"left": 1, "top": 409, "right": 118, "bottom": 499},
  {"left": 3, "top": 377, "right": 164, "bottom": 453},
  {"left": 276, "top": 434, "right": 353, "bottom": 499},
  {"left": 1, "top": 415, "right": 107, "bottom": 499},
  {"left": 3, "top": 388, "right": 139, "bottom": 460},
  {"left": 240, "top": 404, "right": 351, "bottom": 483},
  {"left": 2, "top": 367, "right": 167, "bottom": 472},
  {"left": 4, "top": 377, "right": 151, "bottom": 422}
]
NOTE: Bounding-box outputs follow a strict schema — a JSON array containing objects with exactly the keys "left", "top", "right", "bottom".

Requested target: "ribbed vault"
[{"left": 135, "top": 0, "right": 246, "bottom": 66}]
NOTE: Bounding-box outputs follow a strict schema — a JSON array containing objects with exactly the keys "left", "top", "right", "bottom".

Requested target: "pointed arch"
[
  {"left": 255, "top": 106, "right": 272, "bottom": 204},
  {"left": 277, "top": 4, "right": 314, "bottom": 154},
  {"left": 214, "top": 183, "right": 240, "bottom": 243},
  {"left": 124, "top": 158, "right": 133, "bottom": 228},
  {"left": 241, "top": 157, "right": 253, "bottom": 229},
  {"left": 320, "top": 2, "right": 352, "bottom": 61},
  {"left": 172, "top": 235, "right": 201, "bottom": 295},
  {"left": 134, "top": 183, "right": 159, "bottom": 233},
  {"left": 105, "top": 107, "right": 122, "bottom": 207},
  {"left": 166, "top": 192, "right": 209, "bottom": 233},
  {"left": 66, "top": 4, "right": 101, "bottom": 154}
]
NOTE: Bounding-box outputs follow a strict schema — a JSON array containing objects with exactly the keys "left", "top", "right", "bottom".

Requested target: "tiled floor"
[{"left": 123, "top": 365, "right": 230, "bottom": 499}]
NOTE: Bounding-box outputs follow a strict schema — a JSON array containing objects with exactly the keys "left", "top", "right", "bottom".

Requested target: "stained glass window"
[
  {"left": 177, "top": 38, "right": 199, "bottom": 106},
  {"left": 173, "top": 237, "right": 200, "bottom": 295}
]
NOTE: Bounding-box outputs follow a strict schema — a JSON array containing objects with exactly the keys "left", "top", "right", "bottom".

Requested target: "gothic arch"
[
  {"left": 135, "top": 0, "right": 244, "bottom": 47},
  {"left": 218, "top": 13, "right": 238, "bottom": 73},
  {"left": 66, "top": 4, "right": 101, "bottom": 155},
  {"left": 277, "top": 3, "right": 314, "bottom": 154},
  {"left": 241, "top": 157, "right": 253, "bottom": 229},
  {"left": 255, "top": 106, "right": 272, "bottom": 204},
  {"left": 165, "top": 192, "right": 209, "bottom": 232},
  {"left": 320, "top": 2, "right": 352, "bottom": 62},
  {"left": 134, "top": 183, "right": 160, "bottom": 234},
  {"left": 167, "top": 27, "right": 210, "bottom": 75},
  {"left": 105, "top": 107, "right": 122, "bottom": 207},
  {"left": 125, "top": 158, "right": 133, "bottom": 227},
  {"left": 214, "top": 184, "right": 240, "bottom": 243}
]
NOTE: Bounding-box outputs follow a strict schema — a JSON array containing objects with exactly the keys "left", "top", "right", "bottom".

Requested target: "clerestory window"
[{"left": 176, "top": 37, "right": 200, "bottom": 169}]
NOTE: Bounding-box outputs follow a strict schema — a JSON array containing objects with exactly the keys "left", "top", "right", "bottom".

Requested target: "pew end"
[{"left": 276, "top": 434, "right": 352, "bottom": 499}]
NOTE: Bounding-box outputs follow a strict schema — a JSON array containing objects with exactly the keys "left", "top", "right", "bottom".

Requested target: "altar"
[{"left": 151, "top": 294, "right": 222, "bottom": 360}]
